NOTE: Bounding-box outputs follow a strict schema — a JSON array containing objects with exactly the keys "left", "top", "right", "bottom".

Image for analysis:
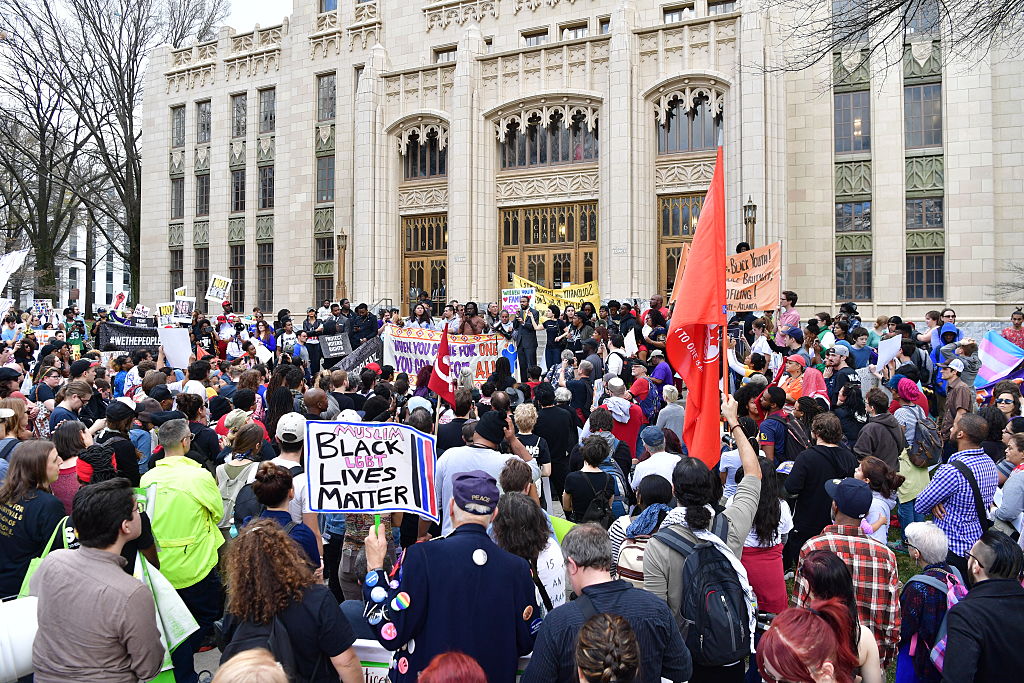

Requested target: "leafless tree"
[
  {"left": 765, "top": 0, "right": 1023, "bottom": 72},
  {"left": 162, "top": 0, "right": 231, "bottom": 48}
]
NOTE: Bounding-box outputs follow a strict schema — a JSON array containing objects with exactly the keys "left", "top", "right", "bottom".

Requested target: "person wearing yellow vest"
[{"left": 140, "top": 417, "right": 224, "bottom": 683}]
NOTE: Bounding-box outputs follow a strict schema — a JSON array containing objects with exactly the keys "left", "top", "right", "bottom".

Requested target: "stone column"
[{"left": 352, "top": 44, "right": 389, "bottom": 304}]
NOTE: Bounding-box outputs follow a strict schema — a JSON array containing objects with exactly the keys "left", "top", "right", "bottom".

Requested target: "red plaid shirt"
[{"left": 794, "top": 524, "right": 902, "bottom": 669}]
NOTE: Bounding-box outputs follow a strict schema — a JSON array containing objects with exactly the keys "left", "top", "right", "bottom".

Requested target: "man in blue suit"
[{"left": 363, "top": 470, "right": 538, "bottom": 682}]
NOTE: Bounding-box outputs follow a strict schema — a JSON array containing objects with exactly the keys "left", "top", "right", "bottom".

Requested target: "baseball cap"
[
  {"left": 224, "top": 408, "right": 251, "bottom": 432},
  {"left": 275, "top": 412, "right": 307, "bottom": 443},
  {"left": 366, "top": 362, "right": 382, "bottom": 375},
  {"left": 407, "top": 396, "right": 433, "bottom": 415},
  {"left": 339, "top": 409, "right": 361, "bottom": 423},
  {"left": 784, "top": 328, "right": 804, "bottom": 343},
  {"left": 825, "top": 477, "right": 872, "bottom": 519},
  {"left": 826, "top": 344, "right": 850, "bottom": 358},
  {"left": 0, "top": 407, "right": 14, "bottom": 419},
  {"left": 505, "top": 387, "right": 524, "bottom": 408},
  {"left": 136, "top": 398, "right": 163, "bottom": 424},
  {"left": 939, "top": 358, "right": 965, "bottom": 373},
  {"left": 222, "top": 300, "right": 232, "bottom": 308},
  {"left": 69, "top": 359, "right": 99, "bottom": 377},
  {"left": 105, "top": 400, "right": 137, "bottom": 422},
  {"left": 452, "top": 470, "right": 499, "bottom": 515},
  {"left": 148, "top": 385, "right": 173, "bottom": 403},
  {"left": 149, "top": 410, "right": 185, "bottom": 426},
  {"left": 474, "top": 410, "right": 507, "bottom": 445},
  {"left": 640, "top": 425, "right": 665, "bottom": 448},
  {"left": 0, "top": 367, "right": 21, "bottom": 382},
  {"left": 786, "top": 354, "right": 807, "bottom": 368},
  {"left": 649, "top": 349, "right": 665, "bottom": 359}
]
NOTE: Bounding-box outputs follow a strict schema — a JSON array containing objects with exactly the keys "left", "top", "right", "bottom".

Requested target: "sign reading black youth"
[
  {"left": 305, "top": 420, "right": 439, "bottom": 523},
  {"left": 319, "top": 333, "right": 352, "bottom": 359},
  {"left": 95, "top": 322, "right": 160, "bottom": 352}
]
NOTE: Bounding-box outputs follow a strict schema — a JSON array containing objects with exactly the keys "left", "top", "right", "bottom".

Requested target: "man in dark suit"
[
  {"left": 435, "top": 388, "right": 474, "bottom": 455},
  {"left": 363, "top": 470, "right": 537, "bottom": 683},
  {"left": 515, "top": 295, "right": 539, "bottom": 381}
]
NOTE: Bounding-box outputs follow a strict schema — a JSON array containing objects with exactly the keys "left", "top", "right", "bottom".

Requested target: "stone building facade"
[{"left": 139, "top": 0, "right": 1024, "bottom": 320}]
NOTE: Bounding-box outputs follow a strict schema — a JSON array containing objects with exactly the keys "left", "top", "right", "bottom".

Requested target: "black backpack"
[
  {"left": 233, "top": 463, "right": 303, "bottom": 526},
  {"left": 907, "top": 409, "right": 943, "bottom": 468},
  {"left": 765, "top": 414, "right": 810, "bottom": 462},
  {"left": 219, "top": 613, "right": 298, "bottom": 677},
  {"left": 653, "top": 516, "right": 751, "bottom": 667},
  {"left": 579, "top": 472, "right": 615, "bottom": 529}
]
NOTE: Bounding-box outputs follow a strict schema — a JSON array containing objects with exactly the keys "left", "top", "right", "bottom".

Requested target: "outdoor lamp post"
[{"left": 743, "top": 196, "right": 757, "bottom": 247}]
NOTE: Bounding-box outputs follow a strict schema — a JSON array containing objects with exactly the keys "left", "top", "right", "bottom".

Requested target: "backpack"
[
  {"left": 609, "top": 351, "right": 632, "bottom": 385},
  {"left": 765, "top": 414, "right": 810, "bottom": 462},
  {"left": 635, "top": 377, "right": 661, "bottom": 421},
  {"left": 908, "top": 569, "right": 968, "bottom": 673},
  {"left": 217, "top": 461, "right": 261, "bottom": 529},
  {"left": 234, "top": 463, "right": 303, "bottom": 526},
  {"left": 653, "top": 516, "right": 752, "bottom": 667},
  {"left": 579, "top": 472, "right": 615, "bottom": 529},
  {"left": 596, "top": 449, "right": 629, "bottom": 518},
  {"left": 907, "top": 409, "right": 943, "bottom": 468},
  {"left": 615, "top": 509, "right": 670, "bottom": 588},
  {"left": 219, "top": 611, "right": 299, "bottom": 678}
]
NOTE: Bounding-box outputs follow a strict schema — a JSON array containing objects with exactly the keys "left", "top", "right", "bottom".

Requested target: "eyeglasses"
[
  {"left": 943, "top": 314, "right": 956, "bottom": 319},
  {"left": 967, "top": 551, "right": 985, "bottom": 569},
  {"left": 995, "top": 398, "right": 1015, "bottom": 405}
]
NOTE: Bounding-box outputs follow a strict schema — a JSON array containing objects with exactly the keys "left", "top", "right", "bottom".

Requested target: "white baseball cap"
[{"left": 275, "top": 412, "right": 307, "bottom": 444}]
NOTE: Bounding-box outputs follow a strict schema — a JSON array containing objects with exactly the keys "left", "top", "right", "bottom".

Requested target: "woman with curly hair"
[
  {"left": 221, "top": 519, "right": 362, "bottom": 682},
  {"left": 575, "top": 613, "right": 641, "bottom": 683},
  {"left": 492, "top": 492, "right": 566, "bottom": 617},
  {"left": 238, "top": 369, "right": 267, "bottom": 422}
]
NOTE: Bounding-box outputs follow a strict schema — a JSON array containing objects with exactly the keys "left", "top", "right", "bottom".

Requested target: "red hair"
[
  {"left": 417, "top": 652, "right": 486, "bottom": 683},
  {"left": 756, "top": 598, "right": 859, "bottom": 683}
]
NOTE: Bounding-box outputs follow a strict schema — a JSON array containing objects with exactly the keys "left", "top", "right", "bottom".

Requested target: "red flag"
[
  {"left": 428, "top": 326, "right": 456, "bottom": 408},
  {"left": 195, "top": 345, "right": 209, "bottom": 360},
  {"left": 666, "top": 146, "right": 727, "bottom": 467}
]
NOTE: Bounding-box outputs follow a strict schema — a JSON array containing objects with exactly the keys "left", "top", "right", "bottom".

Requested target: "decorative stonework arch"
[
  {"left": 386, "top": 112, "right": 450, "bottom": 155},
  {"left": 483, "top": 92, "right": 603, "bottom": 143},
  {"left": 643, "top": 73, "right": 731, "bottom": 125}
]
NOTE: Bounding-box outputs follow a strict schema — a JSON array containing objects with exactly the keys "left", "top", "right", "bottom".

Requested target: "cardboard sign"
[
  {"left": 382, "top": 325, "right": 517, "bottom": 387},
  {"left": 110, "top": 291, "right": 129, "bottom": 314},
  {"left": 156, "top": 302, "right": 176, "bottom": 327},
  {"left": 510, "top": 274, "right": 600, "bottom": 312},
  {"left": 501, "top": 287, "right": 535, "bottom": 313},
  {"left": 32, "top": 299, "right": 53, "bottom": 322},
  {"left": 675, "top": 241, "right": 782, "bottom": 313},
  {"left": 320, "top": 333, "right": 352, "bottom": 359},
  {"left": 0, "top": 298, "right": 14, "bottom": 318},
  {"left": 204, "top": 274, "right": 232, "bottom": 303},
  {"left": 132, "top": 304, "right": 150, "bottom": 319},
  {"left": 173, "top": 296, "right": 196, "bottom": 322},
  {"left": 305, "top": 420, "right": 439, "bottom": 523}
]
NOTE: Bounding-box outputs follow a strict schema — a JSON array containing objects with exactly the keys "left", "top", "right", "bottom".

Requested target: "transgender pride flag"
[{"left": 976, "top": 330, "right": 1024, "bottom": 388}]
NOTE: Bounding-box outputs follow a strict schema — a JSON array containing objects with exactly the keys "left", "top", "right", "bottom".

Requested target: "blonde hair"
[
  {"left": 212, "top": 649, "right": 288, "bottom": 683},
  {"left": 663, "top": 385, "right": 679, "bottom": 403},
  {"left": 514, "top": 402, "right": 538, "bottom": 432}
]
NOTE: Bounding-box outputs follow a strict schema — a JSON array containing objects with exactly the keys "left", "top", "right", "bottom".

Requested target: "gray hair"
[
  {"left": 554, "top": 387, "right": 572, "bottom": 402},
  {"left": 905, "top": 521, "right": 948, "bottom": 565},
  {"left": 561, "top": 523, "right": 613, "bottom": 571},
  {"left": 578, "top": 360, "right": 593, "bottom": 376},
  {"left": 457, "top": 366, "right": 474, "bottom": 390},
  {"left": 663, "top": 385, "right": 679, "bottom": 403},
  {"left": 560, "top": 349, "right": 575, "bottom": 363},
  {"left": 606, "top": 377, "right": 626, "bottom": 397},
  {"left": 157, "top": 418, "right": 191, "bottom": 449}
]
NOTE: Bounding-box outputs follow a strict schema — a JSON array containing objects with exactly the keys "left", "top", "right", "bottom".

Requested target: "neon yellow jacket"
[{"left": 140, "top": 456, "right": 224, "bottom": 589}]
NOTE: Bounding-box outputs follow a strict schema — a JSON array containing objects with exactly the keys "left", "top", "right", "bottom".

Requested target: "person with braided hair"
[{"left": 575, "top": 613, "right": 641, "bottom": 683}]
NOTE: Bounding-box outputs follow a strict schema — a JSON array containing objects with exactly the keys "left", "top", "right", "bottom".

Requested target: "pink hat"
[{"left": 897, "top": 378, "right": 922, "bottom": 402}]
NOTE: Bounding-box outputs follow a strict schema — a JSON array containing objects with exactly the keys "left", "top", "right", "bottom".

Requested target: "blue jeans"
[
  {"left": 897, "top": 498, "right": 924, "bottom": 543},
  {"left": 172, "top": 568, "right": 224, "bottom": 683}
]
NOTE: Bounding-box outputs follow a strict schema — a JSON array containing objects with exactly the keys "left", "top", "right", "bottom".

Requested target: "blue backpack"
[
  {"left": 636, "top": 377, "right": 661, "bottom": 421},
  {"left": 597, "top": 440, "right": 630, "bottom": 517}
]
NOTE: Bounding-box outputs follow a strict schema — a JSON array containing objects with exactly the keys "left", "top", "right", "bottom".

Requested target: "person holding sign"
[{"left": 363, "top": 470, "right": 538, "bottom": 683}]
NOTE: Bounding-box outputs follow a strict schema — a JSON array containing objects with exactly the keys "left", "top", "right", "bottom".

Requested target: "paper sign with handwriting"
[{"left": 305, "top": 421, "right": 439, "bottom": 523}]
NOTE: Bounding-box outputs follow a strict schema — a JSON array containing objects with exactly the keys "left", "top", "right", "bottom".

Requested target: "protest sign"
[
  {"left": 675, "top": 241, "right": 782, "bottom": 313},
  {"left": 173, "top": 296, "right": 196, "bottom": 322},
  {"left": 110, "top": 291, "right": 129, "bottom": 314},
  {"left": 352, "top": 640, "right": 530, "bottom": 682},
  {"left": 501, "top": 287, "right": 535, "bottom": 313},
  {"left": 96, "top": 322, "right": 160, "bottom": 352},
  {"left": 0, "top": 249, "right": 28, "bottom": 294},
  {"left": 338, "top": 336, "right": 383, "bottom": 373},
  {"left": 32, "top": 299, "right": 53, "bottom": 322},
  {"left": 132, "top": 304, "right": 150, "bottom": 319},
  {"left": 204, "top": 274, "right": 232, "bottom": 303},
  {"left": 0, "top": 298, "right": 13, "bottom": 318},
  {"left": 156, "top": 302, "right": 176, "bottom": 327},
  {"left": 382, "top": 325, "right": 516, "bottom": 386},
  {"left": 173, "top": 287, "right": 187, "bottom": 297},
  {"left": 511, "top": 274, "right": 600, "bottom": 312},
  {"left": 158, "top": 327, "right": 192, "bottom": 369},
  {"left": 305, "top": 420, "right": 439, "bottom": 523},
  {"left": 320, "top": 333, "right": 352, "bottom": 359},
  {"left": 875, "top": 334, "right": 902, "bottom": 370}
]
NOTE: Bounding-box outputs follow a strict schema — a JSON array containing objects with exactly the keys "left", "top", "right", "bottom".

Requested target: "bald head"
[{"left": 303, "top": 388, "right": 328, "bottom": 414}]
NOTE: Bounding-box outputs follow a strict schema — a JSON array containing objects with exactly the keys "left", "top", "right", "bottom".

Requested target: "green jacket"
[{"left": 140, "top": 456, "right": 224, "bottom": 589}]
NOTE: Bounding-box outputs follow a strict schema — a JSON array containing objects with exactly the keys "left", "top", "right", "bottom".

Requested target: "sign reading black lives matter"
[{"left": 305, "top": 420, "right": 439, "bottom": 523}]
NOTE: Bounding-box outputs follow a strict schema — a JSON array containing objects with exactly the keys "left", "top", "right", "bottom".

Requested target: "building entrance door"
[
  {"left": 402, "top": 214, "right": 448, "bottom": 314},
  {"left": 499, "top": 202, "right": 597, "bottom": 289}
]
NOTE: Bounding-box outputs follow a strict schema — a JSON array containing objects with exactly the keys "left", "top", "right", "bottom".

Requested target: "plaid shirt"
[
  {"left": 914, "top": 448, "right": 998, "bottom": 556},
  {"left": 794, "top": 524, "right": 902, "bottom": 669}
]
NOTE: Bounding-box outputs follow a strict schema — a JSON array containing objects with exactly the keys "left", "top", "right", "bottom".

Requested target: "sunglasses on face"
[{"left": 996, "top": 398, "right": 1015, "bottom": 404}]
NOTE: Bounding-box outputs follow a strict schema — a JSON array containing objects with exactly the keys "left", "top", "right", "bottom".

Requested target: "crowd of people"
[{"left": 2, "top": 288, "right": 1024, "bottom": 683}]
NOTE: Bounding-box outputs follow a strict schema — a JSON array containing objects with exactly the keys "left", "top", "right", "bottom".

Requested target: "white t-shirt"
[
  {"left": 630, "top": 451, "right": 681, "bottom": 490},
  {"left": 719, "top": 448, "right": 743, "bottom": 498},
  {"left": 730, "top": 497, "right": 793, "bottom": 548},
  {"left": 169, "top": 379, "right": 208, "bottom": 398},
  {"left": 270, "top": 455, "right": 308, "bottom": 522},
  {"left": 534, "top": 536, "right": 567, "bottom": 617}
]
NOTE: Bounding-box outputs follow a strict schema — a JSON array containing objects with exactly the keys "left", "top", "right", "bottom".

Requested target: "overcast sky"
[{"left": 226, "top": 0, "right": 293, "bottom": 32}]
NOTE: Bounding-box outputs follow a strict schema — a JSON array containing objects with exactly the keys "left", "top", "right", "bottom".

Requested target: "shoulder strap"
[
  {"left": 529, "top": 558, "right": 554, "bottom": 612},
  {"left": 908, "top": 574, "right": 948, "bottom": 593},
  {"left": 711, "top": 512, "right": 730, "bottom": 542},
  {"left": 0, "top": 438, "right": 17, "bottom": 461},
  {"left": 952, "top": 459, "right": 989, "bottom": 526},
  {"left": 574, "top": 591, "right": 599, "bottom": 621},
  {"left": 653, "top": 526, "right": 698, "bottom": 559},
  {"left": 40, "top": 515, "right": 70, "bottom": 559},
  {"left": 283, "top": 521, "right": 297, "bottom": 534}
]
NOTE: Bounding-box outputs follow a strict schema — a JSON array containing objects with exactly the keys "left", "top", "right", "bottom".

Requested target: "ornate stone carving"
[
  {"left": 512, "top": 0, "right": 576, "bottom": 12},
  {"left": 905, "top": 229, "right": 945, "bottom": 252},
  {"left": 348, "top": 24, "right": 380, "bottom": 51},
  {"left": 398, "top": 184, "right": 449, "bottom": 213},
  {"left": 166, "top": 42, "right": 217, "bottom": 93},
  {"left": 491, "top": 98, "right": 600, "bottom": 142},
  {"left": 315, "top": 125, "right": 336, "bottom": 155},
  {"left": 229, "top": 140, "right": 246, "bottom": 168},
  {"left": 384, "top": 66, "right": 456, "bottom": 115},
  {"left": 230, "top": 25, "right": 285, "bottom": 54},
  {"left": 495, "top": 169, "right": 599, "bottom": 205},
  {"left": 834, "top": 161, "right": 872, "bottom": 197},
  {"left": 255, "top": 215, "right": 274, "bottom": 243},
  {"left": 906, "top": 155, "right": 944, "bottom": 193},
  {"left": 168, "top": 223, "right": 184, "bottom": 247},
  {"left": 257, "top": 137, "right": 275, "bottom": 164},
  {"left": 314, "top": 207, "right": 335, "bottom": 235},
  {"left": 393, "top": 117, "right": 449, "bottom": 154},
  {"left": 654, "top": 157, "right": 716, "bottom": 193},
  {"left": 313, "top": 261, "right": 335, "bottom": 276},
  {"left": 194, "top": 145, "right": 210, "bottom": 173},
  {"left": 316, "top": 11, "right": 340, "bottom": 32},
  {"left": 652, "top": 81, "right": 727, "bottom": 124},
  {"left": 833, "top": 50, "right": 870, "bottom": 88},
  {"left": 169, "top": 150, "right": 185, "bottom": 177},
  {"left": 228, "top": 218, "right": 246, "bottom": 244},
  {"left": 166, "top": 64, "right": 216, "bottom": 93},
  {"left": 354, "top": 2, "right": 379, "bottom": 23},
  {"left": 905, "top": 40, "right": 941, "bottom": 79},
  {"left": 193, "top": 221, "right": 209, "bottom": 246},
  {"left": 424, "top": 0, "right": 498, "bottom": 31},
  {"left": 225, "top": 51, "right": 280, "bottom": 80},
  {"left": 835, "top": 233, "right": 873, "bottom": 254}
]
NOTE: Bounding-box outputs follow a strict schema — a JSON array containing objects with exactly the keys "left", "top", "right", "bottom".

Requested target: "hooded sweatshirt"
[
  {"left": 853, "top": 412, "right": 907, "bottom": 471},
  {"left": 939, "top": 337, "right": 983, "bottom": 390},
  {"left": 931, "top": 322, "right": 963, "bottom": 393}
]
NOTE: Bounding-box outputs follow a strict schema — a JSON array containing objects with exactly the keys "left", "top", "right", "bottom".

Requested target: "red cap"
[
  {"left": 222, "top": 300, "right": 232, "bottom": 308},
  {"left": 217, "top": 315, "right": 227, "bottom": 323},
  {"left": 366, "top": 362, "right": 382, "bottom": 374},
  {"left": 786, "top": 354, "right": 808, "bottom": 368}
]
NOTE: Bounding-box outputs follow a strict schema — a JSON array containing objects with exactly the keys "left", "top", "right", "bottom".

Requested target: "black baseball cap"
[{"left": 825, "top": 478, "right": 872, "bottom": 519}]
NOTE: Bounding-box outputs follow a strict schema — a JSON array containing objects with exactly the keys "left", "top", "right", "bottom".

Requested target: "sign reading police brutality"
[
  {"left": 676, "top": 241, "right": 782, "bottom": 313},
  {"left": 204, "top": 274, "right": 232, "bottom": 303},
  {"left": 305, "top": 420, "right": 439, "bottom": 523}
]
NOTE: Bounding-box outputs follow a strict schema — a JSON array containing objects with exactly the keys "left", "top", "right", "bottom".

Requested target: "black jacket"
[
  {"left": 784, "top": 444, "right": 858, "bottom": 537},
  {"left": 436, "top": 417, "right": 470, "bottom": 455},
  {"left": 348, "top": 314, "right": 378, "bottom": 348},
  {"left": 943, "top": 578, "right": 1024, "bottom": 682},
  {"left": 534, "top": 404, "right": 577, "bottom": 464}
]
